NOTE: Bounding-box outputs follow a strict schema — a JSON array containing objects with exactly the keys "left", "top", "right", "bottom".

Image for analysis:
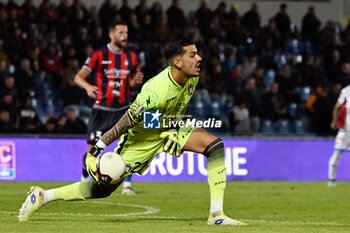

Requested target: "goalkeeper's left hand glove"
[
  {"left": 86, "top": 145, "right": 104, "bottom": 182},
  {"left": 160, "top": 129, "right": 182, "bottom": 157}
]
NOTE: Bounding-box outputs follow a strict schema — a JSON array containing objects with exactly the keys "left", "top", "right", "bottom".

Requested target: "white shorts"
[{"left": 334, "top": 130, "right": 350, "bottom": 151}]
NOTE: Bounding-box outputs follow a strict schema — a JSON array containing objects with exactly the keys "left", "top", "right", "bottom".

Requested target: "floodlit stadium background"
[{"left": 1, "top": 0, "right": 350, "bottom": 182}]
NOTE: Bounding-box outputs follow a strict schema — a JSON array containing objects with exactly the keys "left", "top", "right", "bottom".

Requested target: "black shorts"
[{"left": 87, "top": 107, "right": 128, "bottom": 144}]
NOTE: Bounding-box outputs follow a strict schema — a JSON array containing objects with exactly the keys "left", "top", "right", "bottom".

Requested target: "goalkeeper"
[{"left": 18, "top": 39, "right": 246, "bottom": 226}]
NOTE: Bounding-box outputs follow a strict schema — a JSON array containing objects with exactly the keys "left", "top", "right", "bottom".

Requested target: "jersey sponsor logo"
[
  {"left": 143, "top": 110, "right": 161, "bottom": 129},
  {"left": 102, "top": 60, "right": 112, "bottom": 64},
  {"left": 188, "top": 84, "right": 193, "bottom": 95},
  {"left": 0, "top": 142, "right": 16, "bottom": 180},
  {"left": 104, "top": 69, "right": 130, "bottom": 79},
  {"left": 124, "top": 60, "right": 128, "bottom": 66}
]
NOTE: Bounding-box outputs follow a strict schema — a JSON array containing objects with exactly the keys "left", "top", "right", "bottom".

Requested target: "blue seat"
[
  {"left": 288, "top": 102, "right": 298, "bottom": 118},
  {"left": 265, "top": 69, "right": 276, "bottom": 86},
  {"left": 277, "top": 54, "right": 288, "bottom": 68},
  {"left": 261, "top": 119, "right": 274, "bottom": 134},
  {"left": 294, "top": 119, "right": 307, "bottom": 135},
  {"left": 193, "top": 100, "right": 206, "bottom": 119},
  {"left": 300, "top": 86, "right": 312, "bottom": 102},
  {"left": 210, "top": 101, "right": 223, "bottom": 118},
  {"left": 276, "top": 119, "right": 292, "bottom": 135},
  {"left": 287, "top": 39, "right": 301, "bottom": 55}
]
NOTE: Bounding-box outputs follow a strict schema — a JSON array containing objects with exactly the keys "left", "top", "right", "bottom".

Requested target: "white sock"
[
  {"left": 210, "top": 199, "right": 223, "bottom": 214},
  {"left": 44, "top": 189, "right": 56, "bottom": 204},
  {"left": 123, "top": 181, "right": 132, "bottom": 189},
  {"left": 328, "top": 150, "right": 343, "bottom": 180}
]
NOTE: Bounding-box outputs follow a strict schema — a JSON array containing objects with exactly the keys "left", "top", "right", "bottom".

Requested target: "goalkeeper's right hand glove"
[{"left": 86, "top": 145, "right": 104, "bottom": 182}]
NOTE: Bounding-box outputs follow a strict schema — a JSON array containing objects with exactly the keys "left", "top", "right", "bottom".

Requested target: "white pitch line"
[{"left": 1, "top": 200, "right": 349, "bottom": 227}]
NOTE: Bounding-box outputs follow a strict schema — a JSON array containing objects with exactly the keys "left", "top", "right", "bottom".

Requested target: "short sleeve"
[
  {"left": 127, "top": 87, "right": 162, "bottom": 124},
  {"left": 338, "top": 89, "right": 346, "bottom": 105},
  {"left": 82, "top": 51, "right": 100, "bottom": 72}
]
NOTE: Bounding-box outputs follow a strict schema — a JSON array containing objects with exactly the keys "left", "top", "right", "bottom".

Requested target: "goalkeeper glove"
[
  {"left": 86, "top": 145, "right": 104, "bottom": 182},
  {"left": 160, "top": 129, "right": 182, "bottom": 157}
]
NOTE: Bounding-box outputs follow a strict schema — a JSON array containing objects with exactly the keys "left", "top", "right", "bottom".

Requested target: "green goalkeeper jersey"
[{"left": 126, "top": 66, "right": 199, "bottom": 143}]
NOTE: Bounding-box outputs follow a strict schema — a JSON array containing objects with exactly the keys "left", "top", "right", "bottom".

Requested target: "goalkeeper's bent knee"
[
  {"left": 203, "top": 138, "right": 224, "bottom": 158},
  {"left": 91, "top": 182, "right": 113, "bottom": 198}
]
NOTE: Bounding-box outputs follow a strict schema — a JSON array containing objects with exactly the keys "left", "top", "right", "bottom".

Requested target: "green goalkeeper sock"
[
  {"left": 44, "top": 182, "right": 95, "bottom": 203},
  {"left": 206, "top": 141, "right": 226, "bottom": 214}
]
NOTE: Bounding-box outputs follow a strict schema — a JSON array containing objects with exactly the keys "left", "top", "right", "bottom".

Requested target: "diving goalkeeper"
[{"left": 18, "top": 39, "right": 246, "bottom": 226}]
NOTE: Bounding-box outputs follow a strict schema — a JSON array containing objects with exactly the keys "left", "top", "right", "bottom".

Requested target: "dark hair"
[
  {"left": 164, "top": 38, "right": 194, "bottom": 62},
  {"left": 108, "top": 21, "right": 127, "bottom": 32}
]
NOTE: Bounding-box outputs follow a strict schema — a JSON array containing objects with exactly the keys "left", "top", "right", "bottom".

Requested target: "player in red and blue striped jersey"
[{"left": 74, "top": 21, "right": 143, "bottom": 194}]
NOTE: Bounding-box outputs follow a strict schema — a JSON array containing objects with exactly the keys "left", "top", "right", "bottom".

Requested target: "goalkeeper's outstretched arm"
[
  {"left": 85, "top": 112, "right": 136, "bottom": 181},
  {"left": 101, "top": 112, "right": 136, "bottom": 146}
]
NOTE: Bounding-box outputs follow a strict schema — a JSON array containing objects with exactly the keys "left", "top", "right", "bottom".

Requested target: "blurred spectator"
[
  {"left": 119, "top": 0, "right": 134, "bottom": 22},
  {"left": 149, "top": 1, "right": 163, "bottom": 26},
  {"left": 340, "top": 35, "right": 350, "bottom": 62},
  {"left": 39, "top": 117, "right": 57, "bottom": 134},
  {"left": 226, "top": 18, "right": 246, "bottom": 47},
  {"left": 134, "top": 0, "right": 149, "bottom": 24},
  {"left": 0, "top": 58, "right": 9, "bottom": 80},
  {"left": 237, "top": 77, "right": 263, "bottom": 119},
  {"left": 311, "top": 86, "right": 333, "bottom": 135},
  {"left": 19, "top": 96, "right": 40, "bottom": 133},
  {"left": 61, "top": 60, "right": 85, "bottom": 107},
  {"left": 91, "top": 26, "right": 104, "bottom": 49},
  {"left": 275, "top": 64, "right": 296, "bottom": 102},
  {"left": 338, "top": 63, "right": 350, "bottom": 87},
  {"left": 241, "top": 3, "right": 261, "bottom": 39},
  {"left": 214, "top": 2, "right": 229, "bottom": 32},
  {"left": 98, "top": 0, "right": 117, "bottom": 42},
  {"left": 24, "top": 27, "right": 42, "bottom": 57},
  {"left": 329, "top": 83, "right": 341, "bottom": 107},
  {"left": 154, "top": 14, "right": 170, "bottom": 43},
  {"left": 38, "top": 0, "right": 57, "bottom": 27},
  {"left": 41, "top": 43, "right": 62, "bottom": 86},
  {"left": 21, "top": 0, "right": 38, "bottom": 29},
  {"left": 0, "top": 92, "right": 19, "bottom": 124},
  {"left": 2, "top": 75, "right": 19, "bottom": 105},
  {"left": 56, "top": 114, "right": 69, "bottom": 134},
  {"left": 226, "top": 64, "right": 244, "bottom": 97},
  {"left": 184, "top": 17, "right": 203, "bottom": 45},
  {"left": 0, "top": 39, "right": 9, "bottom": 67},
  {"left": 65, "top": 107, "right": 86, "bottom": 134},
  {"left": 140, "top": 14, "right": 154, "bottom": 42},
  {"left": 260, "top": 18, "right": 281, "bottom": 49},
  {"left": 301, "top": 6, "right": 321, "bottom": 45},
  {"left": 262, "top": 82, "right": 289, "bottom": 120},
  {"left": 0, "top": 109, "right": 17, "bottom": 133},
  {"left": 195, "top": 0, "right": 213, "bottom": 37},
  {"left": 166, "top": 0, "right": 187, "bottom": 31},
  {"left": 15, "top": 59, "right": 35, "bottom": 101},
  {"left": 8, "top": 26, "right": 24, "bottom": 64},
  {"left": 242, "top": 53, "right": 258, "bottom": 78},
  {"left": 0, "top": 9, "right": 11, "bottom": 39},
  {"left": 252, "top": 66, "right": 267, "bottom": 96},
  {"left": 128, "top": 13, "right": 141, "bottom": 42},
  {"left": 227, "top": 3, "right": 240, "bottom": 23},
  {"left": 274, "top": 3, "right": 291, "bottom": 47},
  {"left": 56, "top": 0, "right": 71, "bottom": 19}
]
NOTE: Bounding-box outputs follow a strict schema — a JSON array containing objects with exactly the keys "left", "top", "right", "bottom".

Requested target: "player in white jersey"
[{"left": 328, "top": 85, "right": 350, "bottom": 187}]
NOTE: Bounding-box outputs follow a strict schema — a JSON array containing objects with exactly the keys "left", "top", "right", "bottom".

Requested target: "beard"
[{"left": 114, "top": 40, "right": 127, "bottom": 49}]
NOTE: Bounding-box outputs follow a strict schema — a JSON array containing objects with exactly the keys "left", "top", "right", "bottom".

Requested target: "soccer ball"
[{"left": 96, "top": 152, "right": 126, "bottom": 184}]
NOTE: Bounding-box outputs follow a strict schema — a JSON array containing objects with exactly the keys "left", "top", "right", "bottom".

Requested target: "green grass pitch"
[{"left": 1, "top": 182, "right": 350, "bottom": 233}]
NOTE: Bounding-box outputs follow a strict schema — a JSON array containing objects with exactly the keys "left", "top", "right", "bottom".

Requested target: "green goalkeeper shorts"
[{"left": 114, "top": 125, "right": 197, "bottom": 176}]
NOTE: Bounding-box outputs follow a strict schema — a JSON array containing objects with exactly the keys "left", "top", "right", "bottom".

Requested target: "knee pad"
[{"left": 203, "top": 138, "right": 224, "bottom": 158}]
